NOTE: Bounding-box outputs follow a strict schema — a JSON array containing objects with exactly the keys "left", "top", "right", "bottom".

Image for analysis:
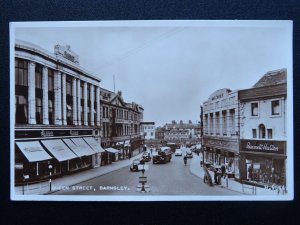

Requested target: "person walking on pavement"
[{"left": 183, "top": 156, "right": 187, "bottom": 166}]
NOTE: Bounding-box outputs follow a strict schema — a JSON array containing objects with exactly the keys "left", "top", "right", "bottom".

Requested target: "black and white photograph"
[{"left": 10, "top": 20, "right": 293, "bottom": 201}]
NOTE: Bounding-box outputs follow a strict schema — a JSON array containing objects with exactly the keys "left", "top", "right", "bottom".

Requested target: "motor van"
[{"left": 152, "top": 146, "right": 172, "bottom": 164}]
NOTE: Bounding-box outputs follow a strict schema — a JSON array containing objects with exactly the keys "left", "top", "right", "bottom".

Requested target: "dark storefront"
[
  {"left": 240, "top": 139, "right": 286, "bottom": 185},
  {"left": 15, "top": 128, "right": 101, "bottom": 184},
  {"left": 203, "top": 136, "right": 240, "bottom": 178}
]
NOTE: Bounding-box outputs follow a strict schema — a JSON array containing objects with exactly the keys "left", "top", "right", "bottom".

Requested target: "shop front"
[
  {"left": 15, "top": 128, "right": 100, "bottom": 183},
  {"left": 203, "top": 136, "right": 239, "bottom": 178},
  {"left": 240, "top": 139, "right": 286, "bottom": 186}
]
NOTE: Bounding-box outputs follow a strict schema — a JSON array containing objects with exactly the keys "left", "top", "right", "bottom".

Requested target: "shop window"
[
  {"left": 259, "top": 124, "right": 266, "bottom": 139},
  {"left": 271, "top": 100, "right": 280, "bottom": 115},
  {"left": 267, "top": 129, "right": 273, "bottom": 139},
  {"left": 251, "top": 102, "right": 258, "bottom": 116},
  {"left": 252, "top": 129, "right": 257, "bottom": 138}
]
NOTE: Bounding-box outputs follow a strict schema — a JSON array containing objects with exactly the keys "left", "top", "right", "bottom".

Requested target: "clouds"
[{"left": 14, "top": 21, "right": 292, "bottom": 126}]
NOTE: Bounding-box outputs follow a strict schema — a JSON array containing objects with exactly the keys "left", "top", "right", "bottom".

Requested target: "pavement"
[
  {"left": 14, "top": 151, "right": 285, "bottom": 196},
  {"left": 189, "top": 153, "right": 286, "bottom": 196}
]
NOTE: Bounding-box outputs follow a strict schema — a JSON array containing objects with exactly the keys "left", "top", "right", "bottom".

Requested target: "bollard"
[{"left": 226, "top": 177, "right": 228, "bottom": 188}]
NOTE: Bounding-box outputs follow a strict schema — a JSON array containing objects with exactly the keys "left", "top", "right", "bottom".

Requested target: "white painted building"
[{"left": 239, "top": 68, "right": 287, "bottom": 185}]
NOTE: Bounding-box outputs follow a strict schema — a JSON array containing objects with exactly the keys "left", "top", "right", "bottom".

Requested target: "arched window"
[{"left": 259, "top": 124, "right": 266, "bottom": 139}]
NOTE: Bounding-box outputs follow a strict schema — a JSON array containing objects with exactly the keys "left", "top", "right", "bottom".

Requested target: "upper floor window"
[
  {"left": 35, "top": 64, "right": 42, "bottom": 89},
  {"left": 15, "top": 59, "right": 28, "bottom": 86},
  {"left": 252, "top": 129, "right": 257, "bottom": 138},
  {"left": 48, "top": 69, "right": 54, "bottom": 91},
  {"left": 66, "top": 77, "right": 72, "bottom": 96},
  {"left": 271, "top": 100, "right": 280, "bottom": 115},
  {"left": 259, "top": 124, "right": 266, "bottom": 139},
  {"left": 267, "top": 129, "right": 273, "bottom": 139},
  {"left": 251, "top": 102, "right": 259, "bottom": 116}
]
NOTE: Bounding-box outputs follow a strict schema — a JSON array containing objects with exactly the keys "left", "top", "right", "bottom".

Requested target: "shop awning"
[
  {"left": 71, "top": 138, "right": 96, "bottom": 155},
  {"left": 105, "top": 147, "right": 120, "bottom": 154},
  {"left": 62, "top": 139, "right": 87, "bottom": 157},
  {"left": 16, "top": 141, "right": 52, "bottom": 162},
  {"left": 40, "top": 139, "right": 78, "bottom": 162},
  {"left": 83, "top": 137, "right": 105, "bottom": 153}
]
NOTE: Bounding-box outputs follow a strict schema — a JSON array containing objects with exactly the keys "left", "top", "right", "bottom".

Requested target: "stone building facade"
[{"left": 14, "top": 40, "right": 104, "bottom": 183}]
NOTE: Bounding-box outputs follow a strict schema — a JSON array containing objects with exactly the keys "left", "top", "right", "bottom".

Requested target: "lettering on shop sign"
[
  {"left": 212, "top": 93, "right": 224, "bottom": 101},
  {"left": 207, "top": 140, "right": 229, "bottom": 147},
  {"left": 70, "top": 130, "right": 79, "bottom": 136},
  {"left": 246, "top": 142, "right": 279, "bottom": 152},
  {"left": 40, "top": 130, "right": 54, "bottom": 137}
]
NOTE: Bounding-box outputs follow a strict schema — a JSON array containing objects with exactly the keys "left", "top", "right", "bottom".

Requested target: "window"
[
  {"left": 271, "top": 100, "right": 280, "bottom": 115},
  {"left": 259, "top": 124, "right": 266, "bottom": 139},
  {"left": 252, "top": 129, "right": 257, "bottom": 138},
  {"left": 48, "top": 100, "right": 54, "bottom": 124},
  {"left": 267, "top": 129, "right": 273, "bottom": 139},
  {"left": 15, "top": 95, "right": 28, "bottom": 124},
  {"left": 66, "top": 78, "right": 72, "bottom": 96},
  {"left": 48, "top": 69, "right": 54, "bottom": 91},
  {"left": 36, "top": 97, "right": 42, "bottom": 124},
  {"left": 35, "top": 65, "right": 42, "bottom": 89},
  {"left": 15, "top": 59, "right": 28, "bottom": 86},
  {"left": 251, "top": 102, "right": 258, "bottom": 116}
]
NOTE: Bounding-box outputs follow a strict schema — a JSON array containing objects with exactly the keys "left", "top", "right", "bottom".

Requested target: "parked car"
[
  {"left": 174, "top": 148, "right": 183, "bottom": 156},
  {"left": 185, "top": 149, "right": 193, "bottom": 158},
  {"left": 130, "top": 159, "right": 145, "bottom": 172},
  {"left": 142, "top": 152, "right": 151, "bottom": 162}
]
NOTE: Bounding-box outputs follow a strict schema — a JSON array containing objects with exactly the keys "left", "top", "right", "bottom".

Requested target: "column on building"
[
  {"left": 54, "top": 71, "right": 62, "bottom": 125},
  {"left": 72, "top": 77, "right": 78, "bottom": 125},
  {"left": 28, "top": 61, "right": 36, "bottom": 124},
  {"left": 234, "top": 108, "right": 238, "bottom": 136},
  {"left": 83, "top": 82, "right": 88, "bottom": 126},
  {"left": 62, "top": 73, "right": 67, "bottom": 125},
  {"left": 211, "top": 113, "right": 214, "bottom": 135},
  {"left": 90, "top": 84, "right": 95, "bottom": 126},
  {"left": 226, "top": 109, "right": 231, "bottom": 136},
  {"left": 77, "top": 79, "right": 81, "bottom": 126},
  {"left": 219, "top": 111, "right": 223, "bottom": 136},
  {"left": 96, "top": 86, "right": 100, "bottom": 126},
  {"left": 42, "top": 66, "right": 49, "bottom": 125},
  {"left": 206, "top": 114, "right": 209, "bottom": 135}
]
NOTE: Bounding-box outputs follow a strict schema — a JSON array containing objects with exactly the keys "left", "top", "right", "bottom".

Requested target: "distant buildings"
[
  {"left": 162, "top": 120, "right": 201, "bottom": 145},
  {"left": 201, "top": 68, "right": 287, "bottom": 185},
  {"left": 140, "top": 122, "right": 155, "bottom": 140}
]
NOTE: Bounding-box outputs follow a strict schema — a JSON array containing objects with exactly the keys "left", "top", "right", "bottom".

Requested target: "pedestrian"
[
  {"left": 200, "top": 160, "right": 203, "bottom": 167},
  {"left": 183, "top": 156, "right": 187, "bottom": 166},
  {"left": 221, "top": 164, "right": 226, "bottom": 178}
]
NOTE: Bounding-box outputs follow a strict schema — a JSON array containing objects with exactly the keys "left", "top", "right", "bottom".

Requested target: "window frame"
[
  {"left": 250, "top": 101, "right": 259, "bottom": 117},
  {"left": 271, "top": 99, "right": 281, "bottom": 116}
]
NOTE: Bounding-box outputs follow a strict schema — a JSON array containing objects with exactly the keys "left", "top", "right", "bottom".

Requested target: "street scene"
[{"left": 10, "top": 20, "right": 293, "bottom": 201}]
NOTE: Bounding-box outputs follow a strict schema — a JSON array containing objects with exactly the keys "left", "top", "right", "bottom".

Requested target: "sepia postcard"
[{"left": 10, "top": 20, "right": 293, "bottom": 201}]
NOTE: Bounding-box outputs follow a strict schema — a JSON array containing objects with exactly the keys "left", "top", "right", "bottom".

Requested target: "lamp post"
[{"left": 48, "top": 164, "right": 52, "bottom": 192}]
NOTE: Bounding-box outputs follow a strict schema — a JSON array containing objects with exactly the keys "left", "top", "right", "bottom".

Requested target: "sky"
[{"left": 13, "top": 21, "right": 292, "bottom": 127}]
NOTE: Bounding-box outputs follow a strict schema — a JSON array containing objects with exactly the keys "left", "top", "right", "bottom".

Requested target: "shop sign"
[
  {"left": 203, "top": 137, "right": 238, "bottom": 150},
  {"left": 15, "top": 129, "right": 93, "bottom": 139},
  {"left": 241, "top": 140, "right": 285, "bottom": 154}
]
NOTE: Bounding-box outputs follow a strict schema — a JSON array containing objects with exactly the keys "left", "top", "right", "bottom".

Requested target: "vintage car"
[
  {"left": 141, "top": 152, "right": 151, "bottom": 162},
  {"left": 152, "top": 147, "right": 172, "bottom": 164},
  {"left": 130, "top": 158, "right": 145, "bottom": 172},
  {"left": 185, "top": 149, "right": 193, "bottom": 158},
  {"left": 174, "top": 148, "right": 183, "bottom": 156}
]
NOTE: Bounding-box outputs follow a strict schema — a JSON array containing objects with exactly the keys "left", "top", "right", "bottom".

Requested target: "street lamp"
[{"left": 48, "top": 164, "right": 52, "bottom": 192}]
